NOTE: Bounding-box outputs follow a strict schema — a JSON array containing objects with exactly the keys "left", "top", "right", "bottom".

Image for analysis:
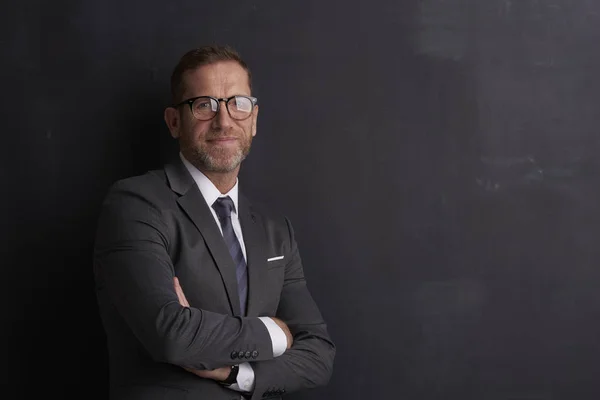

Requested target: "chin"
[{"left": 204, "top": 157, "right": 243, "bottom": 173}]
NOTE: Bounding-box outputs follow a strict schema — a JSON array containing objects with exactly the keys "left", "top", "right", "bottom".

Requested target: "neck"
[
  {"left": 201, "top": 168, "right": 239, "bottom": 194},
  {"left": 179, "top": 151, "right": 241, "bottom": 193}
]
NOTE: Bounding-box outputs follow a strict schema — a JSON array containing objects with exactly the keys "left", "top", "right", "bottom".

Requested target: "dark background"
[{"left": 3, "top": 0, "right": 600, "bottom": 398}]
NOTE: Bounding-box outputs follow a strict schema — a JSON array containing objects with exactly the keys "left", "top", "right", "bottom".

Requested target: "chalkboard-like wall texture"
[{"left": 2, "top": 1, "right": 600, "bottom": 398}]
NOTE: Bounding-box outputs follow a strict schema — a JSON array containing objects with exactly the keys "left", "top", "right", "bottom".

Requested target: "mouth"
[{"left": 207, "top": 136, "right": 238, "bottom": 142}]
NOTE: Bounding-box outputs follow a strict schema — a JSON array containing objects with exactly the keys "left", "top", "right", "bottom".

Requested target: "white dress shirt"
[{"left": 180, "top": 153, "right": 287, "bottom": 394}]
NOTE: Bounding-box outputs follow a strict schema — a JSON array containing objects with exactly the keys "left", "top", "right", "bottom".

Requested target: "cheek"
[
  {"left": 241, "top": 120, "right": 256, "bottom": 137},
  {"left": 181, "top": 119, "right": 208, "bottom": 140}
]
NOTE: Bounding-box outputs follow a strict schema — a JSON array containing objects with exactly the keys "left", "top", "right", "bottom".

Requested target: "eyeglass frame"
[{"left": 172, "top": 95, "right": 258, "bottom": 121}]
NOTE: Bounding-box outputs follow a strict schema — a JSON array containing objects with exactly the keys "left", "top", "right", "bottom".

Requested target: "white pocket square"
[{"left": 267, "top": 255, "right": 284, "bottom": 262}]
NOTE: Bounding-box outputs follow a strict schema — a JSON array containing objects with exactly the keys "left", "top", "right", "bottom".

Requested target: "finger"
[
  {"left": 174, "top": 277, "right": 190, "bottom": 307},
  {"left": 177, "top": 288, "right": 189, "bottom": 307},
  {"left": 184, "top": 368, "right": 209, "bottom": 378},
  {"left": 188, "top": 368, "right": 212, "bottom": 378}
]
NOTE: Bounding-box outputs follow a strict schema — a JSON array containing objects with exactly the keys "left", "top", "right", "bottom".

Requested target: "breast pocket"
[
  {"left": 267, "top": 261, "right": 285, "bottom": 271},
  {"left": 266, "top": 255, "right": 285, "bottom": 270}
]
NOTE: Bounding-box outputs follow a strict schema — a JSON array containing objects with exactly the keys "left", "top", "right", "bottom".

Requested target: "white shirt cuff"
[
  {"left": 228, "top": 362, "right": 254, "bottom": 392},
  {"left": 258, "top": 317, "right": 287, "bottom": 357}
]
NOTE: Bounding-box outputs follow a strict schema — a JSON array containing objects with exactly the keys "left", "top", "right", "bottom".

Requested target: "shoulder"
[
  {"left": 109, "top": 169, "right": 167, "bottom": 193},
  {"left": 100, "top": 168, "right": 172, "bottom": 210}
]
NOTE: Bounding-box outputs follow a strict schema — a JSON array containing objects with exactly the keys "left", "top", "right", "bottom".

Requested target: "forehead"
[{"left": 181, "top": 61, "right": 250, "bottom": 98}]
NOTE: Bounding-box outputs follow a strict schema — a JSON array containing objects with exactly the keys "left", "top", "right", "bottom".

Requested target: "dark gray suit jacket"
[{"left": 93, "top": 159, "right": 335, "bottom": 400}]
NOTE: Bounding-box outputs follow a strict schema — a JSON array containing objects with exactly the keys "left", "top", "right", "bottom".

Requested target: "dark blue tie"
[{"left": 212, "top": 196, "right": 248, "bottom": 315}]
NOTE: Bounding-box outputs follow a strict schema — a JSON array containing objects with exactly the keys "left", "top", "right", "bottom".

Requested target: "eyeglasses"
[{"left": 173, "top": 95, "right": 258, "bottom": 121}]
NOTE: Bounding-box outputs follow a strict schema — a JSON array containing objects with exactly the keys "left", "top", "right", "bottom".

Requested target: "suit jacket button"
[
  {"left": 245, "top": 351, "right": 251, "bottom": 358},
  {"left": 231, "top": 351, "right": 238, "bottom": 359},
  {"left": 252, "top": 350, "right": 259, "bottom": 358},
  {"left": 239, "top": 351, "right": 246, "bottom": 359}
]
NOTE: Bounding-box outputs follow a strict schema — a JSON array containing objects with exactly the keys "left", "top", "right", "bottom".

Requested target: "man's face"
[{"left": 167, "top": 61, "right": 258, "bottom": 173}]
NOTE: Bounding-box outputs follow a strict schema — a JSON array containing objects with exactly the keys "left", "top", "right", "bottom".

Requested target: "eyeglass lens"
[{"left": 191, "top": 96, "right": 253, "bottom": 120}]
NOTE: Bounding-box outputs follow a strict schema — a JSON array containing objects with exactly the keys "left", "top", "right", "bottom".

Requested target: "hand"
[
  {"left": 183, "top": 365, "right": 232, "bottom": 382},
  {"left": 271, "top": 317, "right": 293, "bottom": 349},
  {"left": 174, "top": 277, "right": 190, "bottom": 307}
]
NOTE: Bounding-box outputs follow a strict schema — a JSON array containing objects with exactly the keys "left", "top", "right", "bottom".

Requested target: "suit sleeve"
[
  {"left": 93, "top": 180, "right": 274, "bottom": 370},
  {"left": 249, "top": 217, "right": 336, "bottom": 399}
]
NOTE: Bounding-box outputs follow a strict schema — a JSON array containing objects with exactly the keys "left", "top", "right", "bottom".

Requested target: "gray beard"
[
  {"left": 197, "top": 146, "right": 248, "bottom": 173},
  {"left": 184, "top": 137, "right": 252, "bottom": 173}
]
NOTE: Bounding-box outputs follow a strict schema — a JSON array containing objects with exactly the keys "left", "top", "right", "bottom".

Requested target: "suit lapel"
[
  {"left": 165, "top": 161, "right": 241, "bottom": 316},
  {"left": 238, "top": 194, "right": 269, "bottom": 317}
]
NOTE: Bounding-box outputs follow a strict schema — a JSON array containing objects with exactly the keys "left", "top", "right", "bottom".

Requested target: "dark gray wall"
[{"left": 3, "top": 0, "right": 600, "bottom": 398}]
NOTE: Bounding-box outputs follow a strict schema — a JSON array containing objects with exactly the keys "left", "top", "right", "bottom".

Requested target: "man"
[{"left": 93, "top": 45, "right": 335, "bottom": 400}]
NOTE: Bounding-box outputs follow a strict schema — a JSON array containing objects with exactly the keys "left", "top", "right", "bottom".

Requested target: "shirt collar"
[{"left": 179, "top": 152, "right": 239, "bottom": 214}]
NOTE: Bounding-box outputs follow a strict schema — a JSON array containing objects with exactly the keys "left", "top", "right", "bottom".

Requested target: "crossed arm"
[
  {"left": 173, "top": 276, "right": 293, "bottom": 382},
  {"left": 94, "top": 183, "right": 335, "bottom": 398}
]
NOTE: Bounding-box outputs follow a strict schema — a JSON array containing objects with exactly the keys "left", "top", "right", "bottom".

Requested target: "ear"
[
  {"left": 251, "top": 105, "right": 259, "bottom": 137},
  {"left": 164, "top": 107, "right": 181, "bottom": 139}
]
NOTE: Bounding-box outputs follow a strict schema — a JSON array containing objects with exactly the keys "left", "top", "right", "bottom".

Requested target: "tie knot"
[{"left": 212, "top": 196, "right": 235, "bottom": 219}]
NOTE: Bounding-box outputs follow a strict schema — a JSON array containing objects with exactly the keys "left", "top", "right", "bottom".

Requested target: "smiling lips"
[{"left": 207, "top": 136, "right": 238, "bottom": 144}]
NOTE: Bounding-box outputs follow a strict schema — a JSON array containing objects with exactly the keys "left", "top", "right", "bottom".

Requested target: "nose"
[{"left": 211, "top": 99, "right": 233, "bottom": 129}]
